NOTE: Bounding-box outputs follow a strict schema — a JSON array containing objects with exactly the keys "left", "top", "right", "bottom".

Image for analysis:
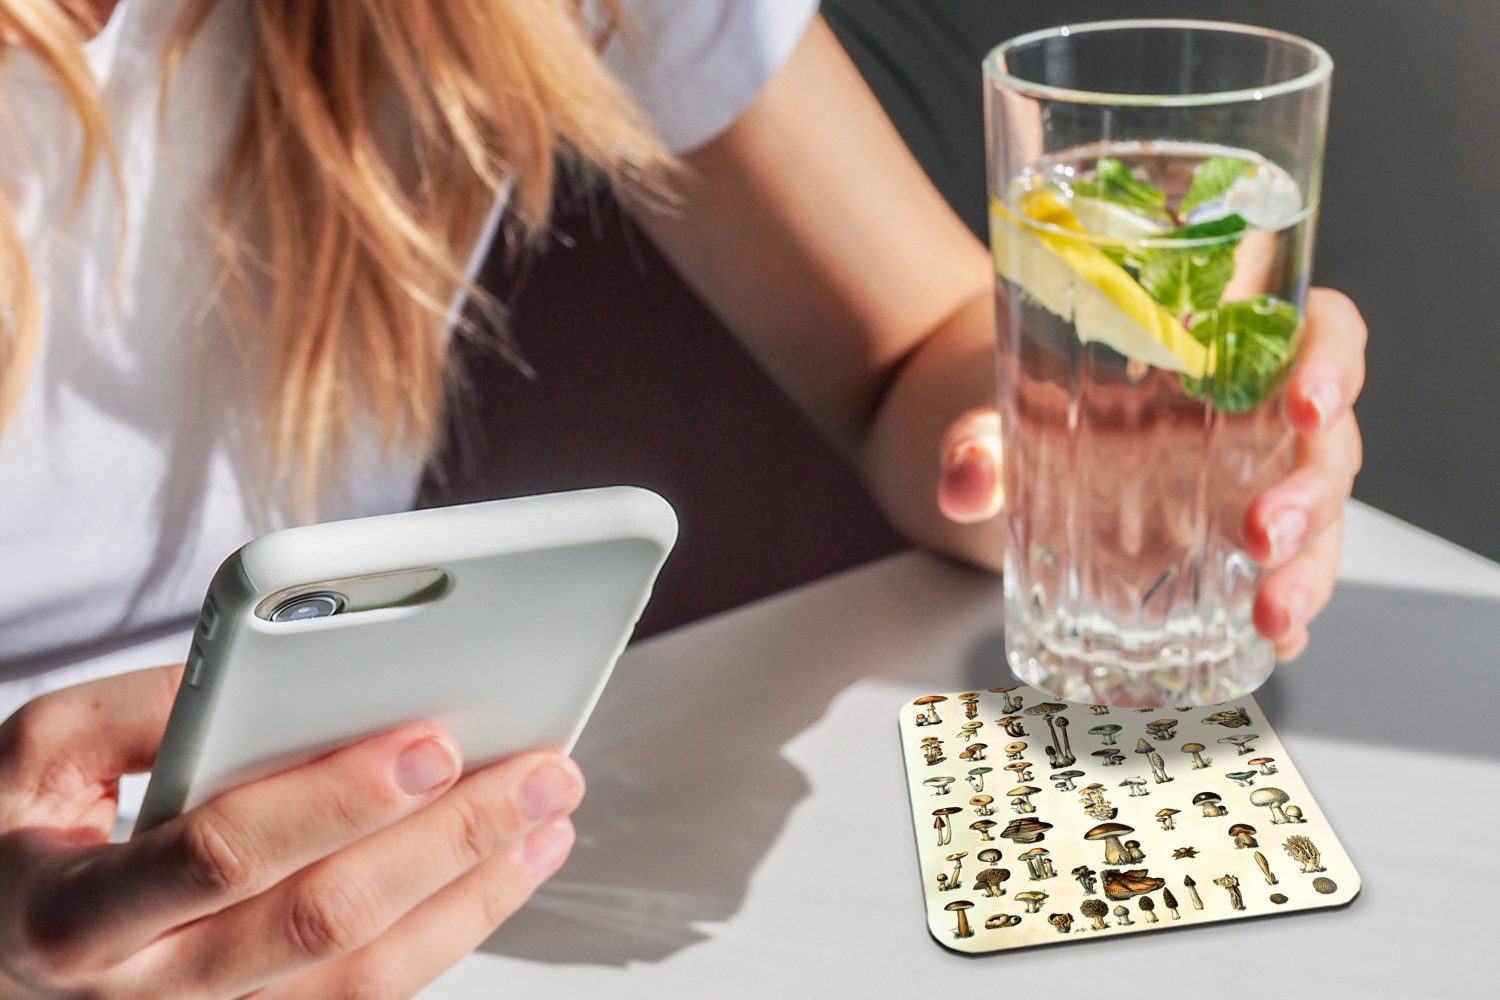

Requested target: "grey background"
[{"left": 824, "top": 0, "right": 1500, "bottom": 561}]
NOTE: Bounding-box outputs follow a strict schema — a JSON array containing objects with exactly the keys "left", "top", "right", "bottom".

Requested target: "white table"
[{"left": 426, "top": 501, "right": 1500, "bottom": 998}]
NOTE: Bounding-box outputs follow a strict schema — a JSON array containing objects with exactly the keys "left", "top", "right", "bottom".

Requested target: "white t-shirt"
[{"left": 0, "top": 0, "right": 818, "bottom": 720}]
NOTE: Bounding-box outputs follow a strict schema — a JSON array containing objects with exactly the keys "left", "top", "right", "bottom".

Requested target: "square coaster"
[{"left": 899, "top": 685, "right": 1360, "bottom": 951}]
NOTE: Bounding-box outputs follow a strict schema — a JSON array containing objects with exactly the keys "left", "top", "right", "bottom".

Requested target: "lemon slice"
[
  {"left": 990, "top": 190, "right": 1208, "bottom": 377},
  {"left": 1068, "top": 196, "right": 1167, "bottom": 241}
]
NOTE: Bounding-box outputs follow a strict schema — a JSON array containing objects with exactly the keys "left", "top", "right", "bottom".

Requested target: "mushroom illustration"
[
  {"left": 1055, "top": 717, "right": 1075, "bottom": 763},
  {"left": 1284, "top": 805, "right": 1306, "bottom": 823},
  {"left": 945, "top": 851, "right": 968, "bottom": 887},
  {"left": 913, "top": 695, "right": 947, "bottom": 726},
  {"left": 935, "top": 874, "right": 949, "bottom": 892},
  {"left": 977, "top": 848, "right": 1002, "bottom": 864},
  {"left": 1171, "top": 847, "right": 1199, "bottom": 860},
  {"left": 958, "top": 743, "right": 988, "bottom": 762},
  {"left": 967, "top": 766, "right": 993, "bottom": 792},
  {"left": 1119, "top": 777, "right": 1149, "bottom": 797},
  {"left": 1192, "top": 791, "right": 1227, "bottom": 817},
  {"left": 1249, "top": 787, "right": 1294, "bottom": 824},
  {"left": 1283, "top": 835, "right": 1326, "bottom": 873},
  {"left": 1123, "top": 840, "right": 1146, "bottom": 863},
  {"left": 991, "top": 686, "right": 1023, "bottom": 714},
  {"left": 1019, "top": 847, "right": 1056, "bottom": 880},
  {"left": 1007, "top": 785, "right": 1041, "bottom": 814},
  {"left": 1247, "top": 756, "right": 1278, "bottom": 775},
  {"left": 1214, "top": 874, "right": 1245, "bottom": 910},
  {"left": 957, "top": 722, "right": 983, "bottom": 742},
  {"left": 997, "top": 716, "right": 1027, "bottom": 738},
  {"left": 1015, "top": 890, "right": 1048, "bottom": 914},
  {"left": 1138, "top": 897, "right": 1158, "bottom": 923},
  {"left": 1270, "top": 893, "right": 1289, "bottom": 905},
  {"left": 1224, "top": 770, "right": 1257, "bottom": 787},
  {"left": 984, "top": 913, "right": 1022, "bottom": 930},
  {"left": 945, "top": 899, "right": 974, "bottom": 937},
  {"left": 1092, "top": 748, "right": 1125, "bottom": 766},
  {"left": 1080, "top": 898, "right": 1110, "bottom": 930},
  {"left": 1227, "top": 823, "right": 1259, "bottom": 849},
  {"left": 960, "top": 693, "right": 981, "bottom": 720},
  {"left": 1071, "top": 865, "right": 1098, "bottom": 894},
  {"left": 1003, "top": 761, "right": 1035, "bottom": 783},
  {"left": 970, "top": 794, "right": 996, "bottom": 816},
  {"left": 1084, "top": 822, "right": 1135, "bottom": 866},
  {"left": 1025, "top": 703, "right": 1071, "bottom": 766},
  {"left": 1201, "top": 706, "right": 1252, "bottom": 728},
  {"left": 999, "top": 817, "right": 1053, "bottom": 845},
  {"left": 970, "top": 819, "right": 999, "bottom": 842},
  {"left": 1088, "top": 704, "right": 1110, "bottom": 716},
  {"left": 1113, "top": 905, "right": 1134, "bottom": 926},
  {"left": 1145, "top": 719, "right": 1178, "bottom": 741},
  {"left": 1047, "top": 912, "right": 1074, "bottom": 934},
  {"left": 1183, "top": 875, "right": 1204, "bottom": 910},
  {"left": 1161, "top": 887, "right": 1181, "bottom": 920},
  {"left": 1312, "top": 877, "right": 1338, "bottom": 894},
  {"left": 1103, "top": 869, "right": 1164, "bottom": 900},
  {"left": 1051, "top": 769, "right": 1085, "bottom": 791},
  {"left": 1003, "top": 742, "right": 1028, "bottom": 761},
  {"left": 1156, "top": 808, "right": 1180, "bottom": 831},
  {"left": 924, "top": 776, "right": 956, "bottom": 796},
  {"left": 1134, "top": 739, "right": 1171, "bottom": 784},
  {"left": 1218, "top": 734, "right": 1260, "bottom": 756},
  {"left": 1181, "top": 742, "right": 1212, "bottom": 769},
  {"left": 1088, "top": 724, "right": 1123, "bottom": 746},
  {"left": 921, "top": 739, "right": 947, "bottom": 766},
  {"left": 973, "top": 868, "right": 1010, "bottom": 897},
  {"left": 932, "top": 806, "right": 962, "bottom": 846},
  {"left": 1253, "top": 851, "right": 1278, "bottom": 885}
]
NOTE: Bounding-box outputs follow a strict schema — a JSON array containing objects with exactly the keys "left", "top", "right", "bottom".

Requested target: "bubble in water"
[{"left": 1190, "top": 254, "right": 1213, "bottom": 267}]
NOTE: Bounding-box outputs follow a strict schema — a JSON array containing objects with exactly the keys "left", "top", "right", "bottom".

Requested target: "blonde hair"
[{"left": 0, "top": 0, "right": 671, "bottom": 508}]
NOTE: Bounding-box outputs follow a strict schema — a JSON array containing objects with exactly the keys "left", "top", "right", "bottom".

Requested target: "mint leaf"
[
  {"left": 1133, "top": 215, "right": 1249, "bottom": 315},
  {"left": 1073, "top": 157, "right": 1170, "bottom": 220},
  {"left": 1180, "top": 296, "right": 1301, "bottom": 412},
  {"left": 1179, "top": 156, "right": 1253, "bottom": 217}
]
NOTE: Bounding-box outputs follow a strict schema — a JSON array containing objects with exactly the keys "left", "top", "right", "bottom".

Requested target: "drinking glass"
[{"left": 985, "top": 21, "right": 1332, "bottom": 706}]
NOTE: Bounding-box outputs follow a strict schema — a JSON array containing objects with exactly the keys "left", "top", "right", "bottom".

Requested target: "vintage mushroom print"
[{"left": 899, "top": 685, "right": 1360, "bottom": 953}]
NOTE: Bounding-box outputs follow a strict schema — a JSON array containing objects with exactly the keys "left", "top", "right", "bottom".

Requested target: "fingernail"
[
  {"left": 395, "top": 738, "right": 459, "bottom": 796},
  {"left": 940, "top": 443, "right": 1001, "bottom": 522},
  {"left": 519, "top": 760, "right": 584, "bottom": 822},
  {"left": 1283, "top": 588, "right": 1310, "bottom": 630},
  {"left": 1306, "top": 379, "right": 1341, "bottom": 429},
  {"left": 521, "top": 819, "right": 575, "bottom": 879},
  {"left": 1265, "top": 505, "right": 1308, "bottom": 560}
]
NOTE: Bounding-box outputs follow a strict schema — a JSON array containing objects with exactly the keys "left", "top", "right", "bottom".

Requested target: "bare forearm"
[{"left": 856, "top": 286, "right": 1004, "bottom": 572}]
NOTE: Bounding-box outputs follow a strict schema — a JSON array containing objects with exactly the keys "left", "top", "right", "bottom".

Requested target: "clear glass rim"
[{"left": 983, "top": 19, "right": 1333, "bottom": 108}]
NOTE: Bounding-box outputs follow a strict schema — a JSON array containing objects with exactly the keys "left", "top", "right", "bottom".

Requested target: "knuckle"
[
  {"left": 446, "top": 793, "right": 517, "bottom": 867},
  {"left": 288, "top": 876, "right": 378, "bottom": 961},
  {"left": 471, "top": 870, "right": 521, "bottom": 931},
  {"left": 174, "top": 806, "right": 257, "bottom": 896}
]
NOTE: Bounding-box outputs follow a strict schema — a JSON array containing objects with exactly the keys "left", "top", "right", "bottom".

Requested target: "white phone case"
[{"left": 134, "top": 486, "right": 677, "bottom": 834}]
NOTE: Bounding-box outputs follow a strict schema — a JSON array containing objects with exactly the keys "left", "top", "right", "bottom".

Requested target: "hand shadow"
[{"left": 479, "top": 554, "right": 996, "bottom": 967}]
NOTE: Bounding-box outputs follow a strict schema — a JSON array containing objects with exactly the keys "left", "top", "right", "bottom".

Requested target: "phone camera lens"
[{"left": 269, "top": 592, "right": 346, "bottom": 623}]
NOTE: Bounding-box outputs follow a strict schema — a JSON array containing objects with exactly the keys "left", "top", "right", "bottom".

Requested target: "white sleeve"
[{"left": 603, "top": 0, "right": 820, "bottom": 154}]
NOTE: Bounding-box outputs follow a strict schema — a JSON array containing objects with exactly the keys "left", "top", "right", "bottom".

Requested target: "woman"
[{"left": 0, "top": 1, "right": 1364, "bottom": 996}]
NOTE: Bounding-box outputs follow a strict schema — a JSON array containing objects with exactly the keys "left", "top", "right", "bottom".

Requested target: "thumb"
[
  {"left": 937, "top": 407, "right": 1003, "bottom": 525},
  {"left": 2, "top": 664, "right": 183, "bottom": 792}
]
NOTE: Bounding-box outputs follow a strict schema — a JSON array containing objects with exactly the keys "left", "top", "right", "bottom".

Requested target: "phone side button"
[{"left": 185, "top": 644, "right": 205, "bottom": 688}]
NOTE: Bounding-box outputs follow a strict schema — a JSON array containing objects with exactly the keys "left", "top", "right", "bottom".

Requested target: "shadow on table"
[
  {"left": 479, "top": 553, "right": 996, "bottom": 968},
  {"left": 481, "top": 561, "right": 1497, "bottom": 969},
  {"left": 958, "top": 581, "right": 1500, "bottom": 761}
]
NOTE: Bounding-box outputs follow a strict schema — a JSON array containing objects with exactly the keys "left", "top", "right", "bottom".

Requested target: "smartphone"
[{"left": 133, "top": 486, "right": 677, "bottom": 834}]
